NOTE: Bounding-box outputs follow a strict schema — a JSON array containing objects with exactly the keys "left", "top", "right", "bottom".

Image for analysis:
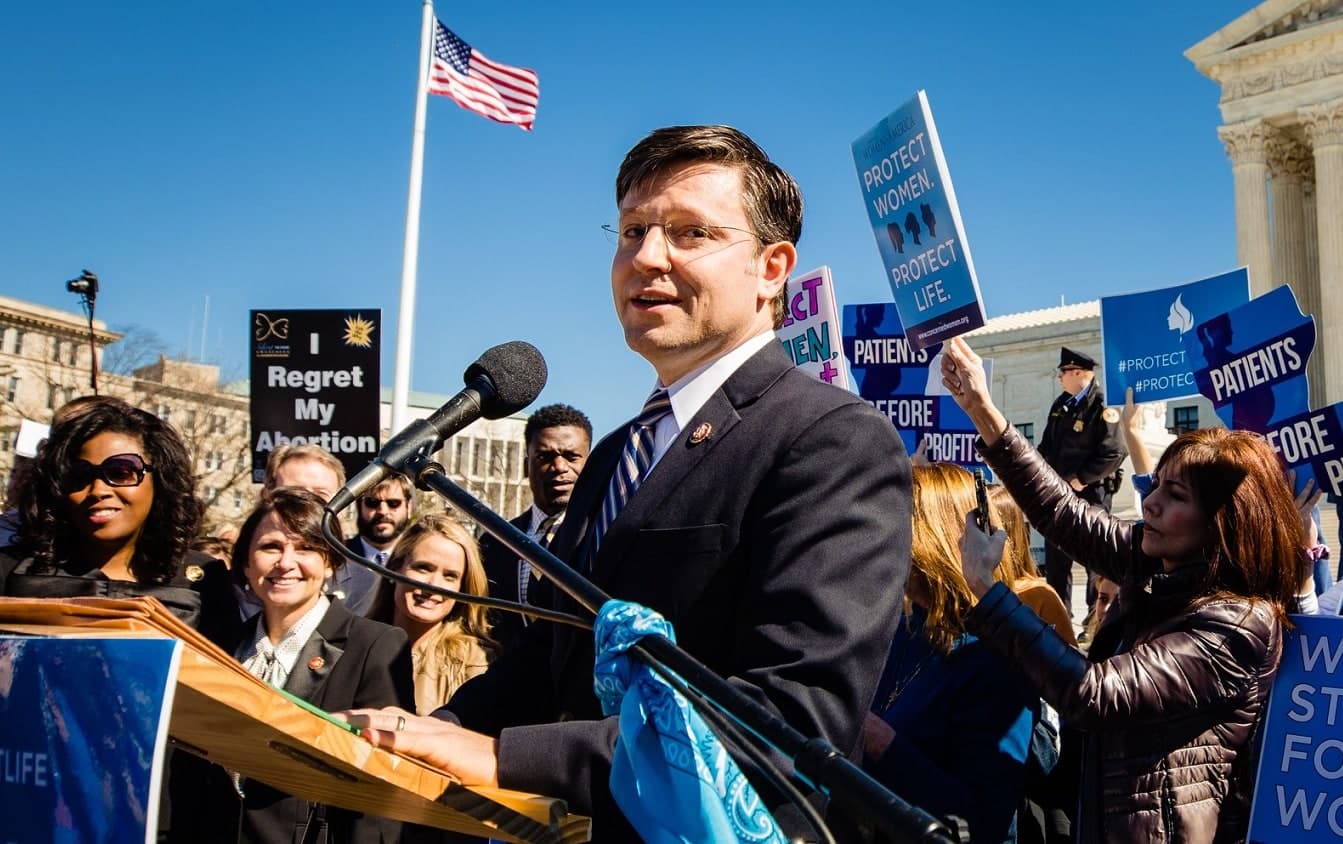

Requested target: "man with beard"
[
  {"left": 479, "top": 403, "right": 591, "bottom": 653},
  {"left": 340, "top": 474, "right": 415, "bottom": 615}
]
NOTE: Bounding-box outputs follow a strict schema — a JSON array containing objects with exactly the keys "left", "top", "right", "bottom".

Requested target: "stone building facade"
[{"left": 1187, "top": 0, "right": 1343, "bottom": 405}]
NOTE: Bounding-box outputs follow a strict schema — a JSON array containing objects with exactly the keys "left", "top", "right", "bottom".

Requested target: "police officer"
[{"left": 1038, "top": 347, "right": 1127, "bottom": 612}]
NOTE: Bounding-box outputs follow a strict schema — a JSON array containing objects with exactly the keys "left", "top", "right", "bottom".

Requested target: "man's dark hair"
[
  {"left": 616, "top": 125, "right": 803, "bottom": 328},
  {"left": 524, "top": 404, "right": 593, "bottom": 449}
]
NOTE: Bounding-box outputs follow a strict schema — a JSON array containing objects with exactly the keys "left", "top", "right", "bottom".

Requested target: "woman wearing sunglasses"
[{"left": 1, "top": 397, "right": 240, "bottom": 646}]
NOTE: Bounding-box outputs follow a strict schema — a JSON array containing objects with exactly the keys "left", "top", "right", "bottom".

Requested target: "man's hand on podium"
[{"left": 338, "top": 707, "right": 500, "bottom": 788}]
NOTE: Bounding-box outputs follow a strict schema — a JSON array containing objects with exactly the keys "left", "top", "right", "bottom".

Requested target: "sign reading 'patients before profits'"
[
  {"left": 1249, "top": 615, "right": 1343, "bottom": 842},
  {"left": 778, "top": 266, "right": 850, "bottom": 391},
  {"left": 250, "top": 309, "right": 381, "bottom": 483},
  {"left": 852, "top": 90, "right": 985, "bottom": 351}
]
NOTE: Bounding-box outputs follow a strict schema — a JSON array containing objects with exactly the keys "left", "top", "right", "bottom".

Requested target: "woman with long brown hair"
[{"left": 941, "top": 337, "right": 1307, "bottom": 843}]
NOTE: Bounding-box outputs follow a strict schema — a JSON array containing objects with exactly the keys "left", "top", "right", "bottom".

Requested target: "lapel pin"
[
  {"left": 689, "top": 422, "right": 713, "bottom": 445},
  {"left": 308, "top": 656, "right": 325, "bottom": 671},
  {"left": 1073, "top": 420, "right": 1085, "bottom": 433},
  {"left": 185, "top": 565, "right": 204, "bottom": 582}
]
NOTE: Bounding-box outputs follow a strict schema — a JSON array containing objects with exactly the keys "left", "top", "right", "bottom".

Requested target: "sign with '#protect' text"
[
  {"left": 250, "top": 309, "right": 381, "bottom": 482},
  {"left": 1249, "top": 615, "right": 1343, "bottom": 843},
  {"left": 777, "top": 266, "right": 849, "bottom": 391},
  {"left": 0, "top": 637, "right": 181, "bottom": 843},
  {"left": 1099, "top": 267, "right": 1250, "bottom": 406},
  {"left": 842, "top": 302, "right": 990, "bottom": 477},
  {"left": 852, "top": 91, "right": 985, "bottom": 351}
]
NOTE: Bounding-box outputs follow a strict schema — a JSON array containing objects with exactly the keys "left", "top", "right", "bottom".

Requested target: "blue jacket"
[{"left": 867, "top": 607, "right": 1037, "bottom": 843}]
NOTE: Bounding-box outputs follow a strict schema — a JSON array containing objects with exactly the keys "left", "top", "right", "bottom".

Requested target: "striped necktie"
[
  {"left": 518, "top": 512, "right": 562, "bottom": 615},
  {"left": 586, "top": 389, "right": 672, "bottom": 565}
]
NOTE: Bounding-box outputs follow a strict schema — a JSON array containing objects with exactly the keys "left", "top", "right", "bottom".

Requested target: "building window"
[
  {"left": 472, "top": 438, "right": 487, "bottom": 477},
  {"left": 156, "top": 402, "right": 171, "bottom": 422},
  {"left": 203, "top": 485, "right": 218, "bottom": 502},
  {"left": 507, "top": 441, "right": 520, "bottom": 479},
  {"left": 233, "top": 489, "right": 245, "bottom": 511},
  {"left": 64, "top": 342, "right": 77, "bottom": 365},
  {"left": 185, "top": 409, "right": 197, "bottom": 429},
  {"left": 235, "top": 453, "right": 246, "bottom": 472},
  {"left": 0, "top": 430, "right": 11, "bottom": 452},
  {"left": 205, "top": 450, "right": 222, "bottom": 472},
  {"left": 453, "top": 438, "right": 467, "bottom": 474},
  {"left": 1016, "top": 422, "right": 1035, "bottom": 445},
  {"left": 47, "top": 384, "right": 66, "bottom": 410},
  {"left": 4, "top": 376, "right": 18, "bottom": 403},
  {"left": 210, "top": 414, "right": 225, "bottom": 435},
  {"left": 51, "top": 339, "right": 62, "bottom": 362},
  {"left": 1171, "top": 406, "right": 1199, "bottom": 435}
]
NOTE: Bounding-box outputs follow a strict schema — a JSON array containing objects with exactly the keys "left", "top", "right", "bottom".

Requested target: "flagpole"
[{"left": 391, "top": 0, "right": 435, "bottom": 435}]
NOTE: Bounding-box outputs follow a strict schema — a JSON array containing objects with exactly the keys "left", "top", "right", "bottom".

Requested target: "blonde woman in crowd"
[{"left": 368, "top": 514, "right": 498, "bottom": 715}]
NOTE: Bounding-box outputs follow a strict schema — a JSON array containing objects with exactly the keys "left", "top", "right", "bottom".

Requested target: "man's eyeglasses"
[
  {"left": 602, "top": 221, "right": 759, "bottom": 252},
  {"left": 65, "top": 454, "right": 154, "bottom": 489},
  {"left": 360, "top": 497, "right": 404, "bottom": 510}
]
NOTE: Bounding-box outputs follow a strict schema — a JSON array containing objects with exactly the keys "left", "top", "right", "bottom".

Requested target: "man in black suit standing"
[
  {"left": 1037, "top": 347, "right": 1126, "bottom": 611},
  {"left": 348, "top": 125, "right": 911, "bottom": 839},
  {"left": 478, "top": 403, "right": 591, "bottom": 653}
]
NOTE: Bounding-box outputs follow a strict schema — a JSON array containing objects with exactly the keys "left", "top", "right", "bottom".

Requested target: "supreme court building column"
[{"left": 1302, "top": 98, "right": 1343, "bottom": 405}]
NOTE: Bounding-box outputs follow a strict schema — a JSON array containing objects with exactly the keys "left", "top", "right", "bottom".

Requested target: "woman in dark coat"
[
  {"left": 219, "top": 488, "right": 414, "bottom": 843},
  {"left": 940, "top": 337, "right": 1308, "bottom": 843},
  {"left": 1, "top": 396, "right": 238, "bottom": 644}
]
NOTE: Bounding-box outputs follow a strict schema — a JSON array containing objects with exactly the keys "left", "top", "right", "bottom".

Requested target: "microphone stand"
[{"left": 399, "top": 451, "right": 960, "bottom": 844}]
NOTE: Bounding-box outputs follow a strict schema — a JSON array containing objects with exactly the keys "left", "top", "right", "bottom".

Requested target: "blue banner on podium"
[{"left": 0, "top": 636, "right": 181, "bottom": 843}]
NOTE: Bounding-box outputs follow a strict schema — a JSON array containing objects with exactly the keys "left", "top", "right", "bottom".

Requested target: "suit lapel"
[{"left": 283, "top": 602, "right": 349, "bottom": 705}]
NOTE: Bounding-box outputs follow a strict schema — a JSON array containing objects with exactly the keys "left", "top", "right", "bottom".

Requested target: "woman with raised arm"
[{"left": 939, "top": 337, "right": 1307, "bottom": 844}]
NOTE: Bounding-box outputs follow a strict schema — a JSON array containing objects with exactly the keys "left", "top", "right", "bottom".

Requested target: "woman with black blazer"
[{"left": 218, "top": 487, "right": 414, "bottom": 843}]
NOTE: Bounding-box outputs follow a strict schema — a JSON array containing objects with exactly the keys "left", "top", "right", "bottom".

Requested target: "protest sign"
[
  {"left": 1181, "top": 284, "right": 1315, "bottom": 434},
  {"left": 842, "top": 302, "right": 990, "bottom": 475},
  {"left": 1261, "top": 403, "right": 1343, "bottom": 499},
  {"left": 778, "top": 266, "right": 849, "bottom": 390},
  {"left": 1249, "top": 615, "right": 1343, "bottom": 843},
  {"left": 852, "top": 91, "right": 985, "bottom": 351},
  {"left": 1099, "top": 267, "right": 1250, "bottom": 406},
  {"left": 250, "top": 309, "right": 381, "bottom": 482},
  {"left": 0, "top": 637, "right": 180, "bottom": 843}
]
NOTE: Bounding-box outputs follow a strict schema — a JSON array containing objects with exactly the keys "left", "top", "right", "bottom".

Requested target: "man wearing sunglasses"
[{"left": 342, "top": 474, "right": 415, "bottom": 616}]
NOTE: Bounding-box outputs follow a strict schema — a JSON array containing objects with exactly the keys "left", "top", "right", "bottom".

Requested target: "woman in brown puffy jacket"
[{"left": 938, "top": 337, "right": 1308, "bottom": 844}]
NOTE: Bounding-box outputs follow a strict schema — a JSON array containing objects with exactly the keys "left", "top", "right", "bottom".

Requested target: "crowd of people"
[{"left": 0, "top": 122, "right": 1335, "bottom": 844}]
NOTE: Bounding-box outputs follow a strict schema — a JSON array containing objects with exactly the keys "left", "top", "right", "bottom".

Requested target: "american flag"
[{"left": 428, "top": 21, "right": 539, "bottom": 131}]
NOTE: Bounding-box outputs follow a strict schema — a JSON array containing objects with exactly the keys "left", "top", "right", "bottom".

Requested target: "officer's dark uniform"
[{"left": 1037, "top": 347, "right": 1126, "bottom": 611}]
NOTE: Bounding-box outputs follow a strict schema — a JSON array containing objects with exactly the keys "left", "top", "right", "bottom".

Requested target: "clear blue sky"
[{"left": 2, "top": 1, "right": 1249, "bottom": 437}]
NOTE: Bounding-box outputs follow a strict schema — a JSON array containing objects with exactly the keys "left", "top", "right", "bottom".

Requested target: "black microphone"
[{"left": 327, "top": 341, "right": 546, "bottom": 513}]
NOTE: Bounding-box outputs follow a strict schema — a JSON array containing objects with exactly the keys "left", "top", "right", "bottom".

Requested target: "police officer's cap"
[{"left": 1058, "top": 347, "right": 1096, "bottom": 371}]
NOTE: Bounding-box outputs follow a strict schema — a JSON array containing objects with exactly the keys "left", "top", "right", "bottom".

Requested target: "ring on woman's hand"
[{"left": 395, "top": 715, "right": 406, "bottom": 732}]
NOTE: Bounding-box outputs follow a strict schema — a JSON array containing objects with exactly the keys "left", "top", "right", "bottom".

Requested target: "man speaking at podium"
[{"left": 349, "top": 125, "right": 912, "bottom": 838}]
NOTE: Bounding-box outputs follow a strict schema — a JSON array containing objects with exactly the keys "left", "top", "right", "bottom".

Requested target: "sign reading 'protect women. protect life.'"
[{"left": 852, "top": 91, "right": 985, "bottom": 351}]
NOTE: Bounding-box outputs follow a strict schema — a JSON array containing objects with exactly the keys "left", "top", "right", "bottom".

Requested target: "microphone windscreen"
[{"left": 466, "top": 341, "right": 547, "bottom": 418}]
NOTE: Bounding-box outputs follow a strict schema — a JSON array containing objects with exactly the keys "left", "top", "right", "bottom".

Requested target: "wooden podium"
[{"left": 0, "top": 596, "right": 591, "bottom": 844}]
